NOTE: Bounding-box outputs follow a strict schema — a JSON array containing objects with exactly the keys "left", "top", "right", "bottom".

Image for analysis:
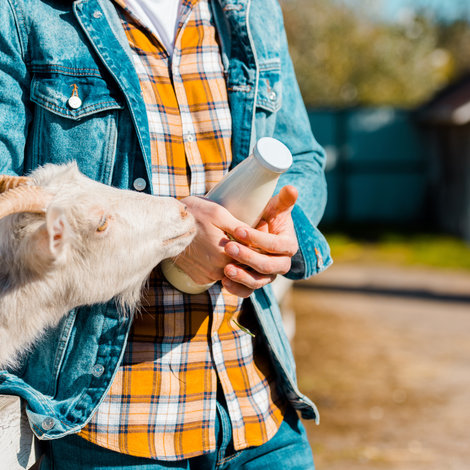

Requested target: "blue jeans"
[{"left": 40, "top": 401, "right": 314, "bottom": 469}]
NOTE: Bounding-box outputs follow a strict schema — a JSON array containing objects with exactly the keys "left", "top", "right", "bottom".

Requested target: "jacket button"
[
  {"left": 133, "top": 178, "right": 147, "bottom": 191},
  {"left": 92, "top": 364, "right": 105, "bottom": 377},
  {"left": 42, "top": 417, "right": 55, "bottom": 431},
  {"left": 93, "top": 10, "right": 103, "bottom": 18},
  {"left": 268, "top": 91, "right": 277, "bottom": 101},
  {"left": 68, "top": 95, "right": 82, "bottom": 109}
]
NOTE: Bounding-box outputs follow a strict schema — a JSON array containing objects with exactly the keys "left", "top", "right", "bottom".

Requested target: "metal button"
[
  {"left": 93, "top": 10, "right": 103, "bottom": 19},
  {"left": 92, "top": 364, "right": 105, "bottom": 377},
  {"left": 42, "top": 417, "right": 55, "bottom": 431},
  {"left": 68, "top": 95, "right": 82, "bottom": 109},
  {"left": 268, "top": 91, "right": 277, "bottom": 101},
  {"left": 133, "top": 178, "right": 147, "bottom": 191}
]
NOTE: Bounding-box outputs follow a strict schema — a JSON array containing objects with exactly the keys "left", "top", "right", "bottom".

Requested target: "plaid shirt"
[{"left": 79, "top": 0, "right": 285, "bottom": 461}]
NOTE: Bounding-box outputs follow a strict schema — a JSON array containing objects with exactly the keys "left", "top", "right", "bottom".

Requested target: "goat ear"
[{"left": 46, "top": 206, "right": 71, "bottom": 259}]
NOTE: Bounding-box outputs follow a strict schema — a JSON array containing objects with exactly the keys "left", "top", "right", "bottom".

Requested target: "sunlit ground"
[{"left": 293, "top": 234, "right": 470, "bottom": 470}]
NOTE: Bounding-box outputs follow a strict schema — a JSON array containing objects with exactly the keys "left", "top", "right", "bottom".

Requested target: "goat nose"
[{"left": 179, "top": 204, "right": 189, "bottom": 219}]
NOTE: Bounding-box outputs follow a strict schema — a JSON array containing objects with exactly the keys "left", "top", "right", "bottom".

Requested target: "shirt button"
[
  {"left": 42, "top": 417, "right": 55, "bottom": 431},
  {"left": 133, "top": 178, "right": 147, "bottom": 191},
  {"left": 185, "top": 134, "right": 195, "bottom": 143},
  {"left": 93, "top": 10, "right": 103, "bottom": 18},
  {"left": 269, "top": 91, "right": 277, "bottom": 101},
  {"left": 92, "top": 364, "right": 105, "bottom": 377}
]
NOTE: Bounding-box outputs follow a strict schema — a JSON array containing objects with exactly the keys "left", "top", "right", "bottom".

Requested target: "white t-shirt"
[{"left": 125, "top": 0, "right": 183, "bottom": 55}]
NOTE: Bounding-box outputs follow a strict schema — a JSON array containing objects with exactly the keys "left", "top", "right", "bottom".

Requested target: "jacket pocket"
[
  {"left": 27, "top": 72, "right": 123, "bottom": 183},
  {"left": 254, "top": 60, "right": 282, "bottom": 138},
  {"left": 30, "top": 74, "right": 123, "bottom": 120},
  {"left": 256, "top": 60, "right": 282, "bottom": 113}
]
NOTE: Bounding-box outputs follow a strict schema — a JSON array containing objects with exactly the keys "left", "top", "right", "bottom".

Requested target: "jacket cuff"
[{"left": 285, "top": 204, "right": 332, "bottom": 280}]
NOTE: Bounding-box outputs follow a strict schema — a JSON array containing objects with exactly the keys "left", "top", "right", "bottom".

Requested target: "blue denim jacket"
[{"left": 0, "top": 0, "right": 331, "bottom": 438}]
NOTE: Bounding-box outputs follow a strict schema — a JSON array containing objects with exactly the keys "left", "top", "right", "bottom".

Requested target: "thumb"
[{"left": 264, "top": 185, "right": 298, "bottom": 220}]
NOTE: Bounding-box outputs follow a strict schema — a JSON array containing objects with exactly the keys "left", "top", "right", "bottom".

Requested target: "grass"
[{"left": 324, "top": 230, "right": 470, "bottom": 271}]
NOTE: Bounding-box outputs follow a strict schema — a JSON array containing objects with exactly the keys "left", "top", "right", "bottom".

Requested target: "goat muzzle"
[
  {"left": 0, "top": 185, "right": 52, "bottom": 220},
  {"left": 179, "top": 204, "right": 190, "bottom": 219}
]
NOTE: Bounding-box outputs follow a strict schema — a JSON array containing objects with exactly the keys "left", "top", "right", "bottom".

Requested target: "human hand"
[
  {"left": 172, "top": 196, "right": 248, "bottom": 285},
  {"left": 221, "top": 185, "right": 299, "bottom": 297}
]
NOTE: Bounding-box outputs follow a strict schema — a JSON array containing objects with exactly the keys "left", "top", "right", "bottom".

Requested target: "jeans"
[{"left": 40, "top": 399, "right": 314, "bottom": 469}]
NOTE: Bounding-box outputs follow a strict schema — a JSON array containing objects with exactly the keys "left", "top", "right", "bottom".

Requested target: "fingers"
[
  {"left": 230, "top": 227, "right": 298, "bottom": 257},
  {"left": 274, "top": 185, "right": 298, "bottom": 212},
  {"left": 173, "top": 247, "right": 227, "bottom": 284},
  {"left": 222, "top": 266, "right": 277, "bottom": 298},
  {"left": 263, "top": 185, "right": 298, "bottom": 219},
  {"left": 224, "top": 241, "right": 292, "bottom": 274},
  {"left": 222, "top": 277, "right": 254, "bottom": 298},
  {"left": 175, "top": 196, "right": 248, "bottom": 284},
  {"left": 182, "top": 196, "right": 249, "bottom": 237}
]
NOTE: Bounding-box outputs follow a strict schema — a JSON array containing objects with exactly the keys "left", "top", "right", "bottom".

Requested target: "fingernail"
[
  {"left": 226, "top": 267, "right": 237, "bottom": 277},
  {"left": 226, "top": 245, "right": 239, "bottom": 256},
  {"left": 236, "top": 228, "right": 247, "bottom": 239}
]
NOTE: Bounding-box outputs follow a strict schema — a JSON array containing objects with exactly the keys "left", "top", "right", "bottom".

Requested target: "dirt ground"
[{"left": 292, "top": 262, "right": 470, "bottom": 470}]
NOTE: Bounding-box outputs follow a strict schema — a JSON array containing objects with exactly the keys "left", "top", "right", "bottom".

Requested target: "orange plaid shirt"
[{"left": 79, "top": 0, "right": 285, "bottom": 461}]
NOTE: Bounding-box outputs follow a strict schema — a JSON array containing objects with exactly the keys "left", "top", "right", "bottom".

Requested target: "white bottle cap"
[{"left": 253, "top": 137, "right": 293, "bottom": 173}]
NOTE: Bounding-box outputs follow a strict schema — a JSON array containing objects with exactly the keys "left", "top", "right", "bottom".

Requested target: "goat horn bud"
[
  {"left": 0, "top": 175, "right": 32, "bottom": 193},
  {"left": 0, "top": 185, "right": 52, "bottom": 220}
]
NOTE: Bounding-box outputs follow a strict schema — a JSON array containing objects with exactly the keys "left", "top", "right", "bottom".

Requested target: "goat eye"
[{"left": 96, "top": 216, "right": 108, "bottom": 233}]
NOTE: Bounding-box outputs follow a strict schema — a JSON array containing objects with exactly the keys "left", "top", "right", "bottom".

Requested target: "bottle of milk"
[{"left": 161, "top": 137, "right": 293, "bottom": 294}]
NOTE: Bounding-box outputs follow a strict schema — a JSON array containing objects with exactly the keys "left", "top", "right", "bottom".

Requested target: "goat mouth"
[{"left": 163, "top": 228, "right": 196, "bottom": 246}]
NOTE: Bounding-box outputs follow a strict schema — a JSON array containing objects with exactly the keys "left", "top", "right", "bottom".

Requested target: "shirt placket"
[{"left": 171, "top": 2, "right": 207, "bottom": 197}]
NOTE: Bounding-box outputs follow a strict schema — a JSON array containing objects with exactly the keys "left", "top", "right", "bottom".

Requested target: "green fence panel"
[{"left": 308, "top": 107, "right": 427, "bottom": 225}]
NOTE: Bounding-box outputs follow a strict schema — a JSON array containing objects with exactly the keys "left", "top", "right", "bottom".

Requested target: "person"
[{"left": 0, "top": 0, "right": 331, "bottom": 468}]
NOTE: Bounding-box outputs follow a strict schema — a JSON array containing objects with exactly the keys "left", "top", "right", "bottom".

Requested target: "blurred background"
[{"left": 279, "top": 1, "right": 470, "bottom": 469}]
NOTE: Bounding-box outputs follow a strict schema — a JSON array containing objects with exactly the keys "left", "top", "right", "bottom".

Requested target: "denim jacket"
[{"left": 0, "top": 0, "right": 331, "bottom": 438}]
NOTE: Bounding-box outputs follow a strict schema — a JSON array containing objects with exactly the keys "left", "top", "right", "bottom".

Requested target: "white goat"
[{"left": 0, "top": 163, "right": 195, "bottom": 368}]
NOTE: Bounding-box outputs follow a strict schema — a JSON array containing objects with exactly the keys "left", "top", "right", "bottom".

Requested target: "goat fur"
[{"left": 0, "top": 163, "right": 195, "bottom": 368}]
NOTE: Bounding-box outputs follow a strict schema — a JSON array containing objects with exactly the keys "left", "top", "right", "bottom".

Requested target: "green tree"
[
  {"left": 436, "top": 19, "right": 470, "bottom": 75},
  {"left": 282, "top": 0, "right": 463, "bottom": 107}
]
